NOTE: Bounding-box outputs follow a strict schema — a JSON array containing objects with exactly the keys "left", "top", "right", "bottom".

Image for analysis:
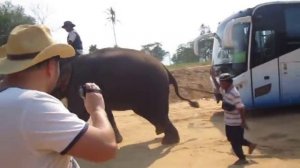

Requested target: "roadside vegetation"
[{"left": 1, "top": 1, "right": 212, "bottom": 67}]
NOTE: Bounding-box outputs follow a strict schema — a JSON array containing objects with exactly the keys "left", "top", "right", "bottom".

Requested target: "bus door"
[
  {"left": 250, "top": 29, "right": 280, "bottom": 108},
  {"left": 279, "top": 57, "right": 300, "bottom": 104},
  {"left": 278, "top": 6, "right": 300, "bottom": 105},
  {"left": 250, "top": 5, "right": 284, "bottom": 108}
]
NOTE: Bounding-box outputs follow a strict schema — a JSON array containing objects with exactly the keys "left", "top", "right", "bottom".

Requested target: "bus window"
[
  {"left": 252, "top": 30, "right": 276, "bottom": 67},
  {"left": 211, "top": 22, "right": 249, "bottom": 77},
  {"left": 284, "top": 6, "right": 300, "bottom": 52},
  {"left": 231, "top": 23, "right": 249, "bottom": 75},
  {"left": 251, "top": 4, "right": 283, "bottom": 68}
]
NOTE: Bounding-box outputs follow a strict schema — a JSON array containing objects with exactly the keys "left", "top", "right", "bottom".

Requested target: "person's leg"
[
  {"left": 248, "top": 143, "right": 257, "bottom": 154},
  {"left": 226, "top": 126, "right": 246, "bottom": 160},
  {"left": 240, "top": 127, "right": 257, "bottom": 154},
  {"left": 230, "top": 139, "right": 245, "bottom": 160},
  {"left": 240, "top": 128, "right": 250, "bottom": 146},
  {"left": 232, "top": 126, "right": 250, "bottom": 165}
]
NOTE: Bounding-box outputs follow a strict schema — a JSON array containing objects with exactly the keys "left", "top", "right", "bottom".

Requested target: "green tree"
[
  {"left": 141, "top": 42, "right": 168, "bottom": 61},
  {"left": 196, "top": 24, "right": 213, "bottom": 61},
  {"left": 172, "top": 42, "right": 198, "bottom": 64},
  {"left": 89, "top": 44, "right": 98, "bottom": 54},
  {"left": 29, "top": 3, "right": 50, "bottom": 24},
  {"left": 197, "top": 37, "right": 213, "bottom": 61},
  {"left": 0, "top": 1, "right": 35, "bottom": 45},
  {"left": 199, "top": 23, "right": 211, "bottom": 35}
]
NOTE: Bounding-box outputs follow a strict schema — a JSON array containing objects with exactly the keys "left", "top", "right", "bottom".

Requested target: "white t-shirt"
[
  {"left": 68, "top": 30, "right": 83, "bottom": 55},
  {"left": 0, "top": 88, "right": 87, "bottom": 168},
  {"left": 68, "top": 30, "right": 78, "bottom": 43}
]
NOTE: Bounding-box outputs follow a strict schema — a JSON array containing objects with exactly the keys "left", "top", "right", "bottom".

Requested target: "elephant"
[{"left": 52, "top": 47, "right": 199, "bottom": 145}]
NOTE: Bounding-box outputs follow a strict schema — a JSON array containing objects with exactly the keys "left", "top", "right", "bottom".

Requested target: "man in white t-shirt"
[
  {"left": 217, "top": 73, "right": 256, "bottom": 165},
  {"left": 0, "top": 24, "right": 117, "bottom": 168},
  {"left": 62, "top": 21, "right": 83, "bottom": 55}
]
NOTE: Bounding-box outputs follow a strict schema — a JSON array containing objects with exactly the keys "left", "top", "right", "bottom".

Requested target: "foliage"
[
  {"left": 89, "top": 44, "right": 98, "bottom": 54},
  {"left": 29, "top": 3, "right": 49, "bottom": 24},
  {"left": 195, "top": 23, "right": 214, "bottom": 61},
  {"left": 0, "top": 1, "right": 35, "bottom": 45},
  {"left": 197, "top": 37, "right": 213, "bottom": 61},
  {"left": 199, "top": 24, "right": 211, "bottom": 35},
  {"left": 172, "top": 42, "right": 199, "bottom": 64},
  {"left": 141, "top": 42, "right": 169, "bottom": 61}
]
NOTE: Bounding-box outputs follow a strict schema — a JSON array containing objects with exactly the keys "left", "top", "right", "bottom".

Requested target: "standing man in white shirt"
[{"left": 62, "top": 21, "right": 83, "bottom": 56}]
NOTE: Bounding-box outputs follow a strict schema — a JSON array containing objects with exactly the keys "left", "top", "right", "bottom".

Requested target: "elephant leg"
[
  {"left": 155, "top": 125, "right": 164, "bottom": 135},
  {"left": 106, "top": 108, "right": 123, "bottom": 143},
  {"left": 67, "top": 91, "right": 90, "bottom": 121},
  {"left": 134, "top": 100, "right": 180, "bottom": 145},
  {"left": 161, "top": 118, "right": 180, "bottom": 145},
  {"left": 68, "top": 90, "right": 122, "bottom": 143},
  {"left": 151, "top": 114, "right": 180, "bottom": 145}
]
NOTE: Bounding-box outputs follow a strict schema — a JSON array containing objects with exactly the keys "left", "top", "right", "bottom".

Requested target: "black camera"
[{"left": 79, "top": 85, "right": 102, "bottom": 98}]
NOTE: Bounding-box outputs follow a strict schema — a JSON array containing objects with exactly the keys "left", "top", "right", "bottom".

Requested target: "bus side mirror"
[
  {"left": 222, "top": 16, "right": 252, "bottom": 49},
  {"left": 223, "top": 20, "right": 235, "bottom": 48}
]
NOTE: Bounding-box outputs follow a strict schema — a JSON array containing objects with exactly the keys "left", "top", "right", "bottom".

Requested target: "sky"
[{"left": 2, "top": 0, "right": 281, "bottom": 61}]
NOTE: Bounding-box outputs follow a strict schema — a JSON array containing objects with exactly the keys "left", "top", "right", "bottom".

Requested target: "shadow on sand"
[
  {"left": 77, "top": 138, "right": 177, "bottom": 168},
  {"left": 210, "top": 105, "right": 300, "bottom": 166}
]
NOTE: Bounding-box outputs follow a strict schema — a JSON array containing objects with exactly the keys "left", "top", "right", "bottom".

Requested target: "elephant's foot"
[
  {"left": 162, "top": 133, "right": 180, "bottom": 144},
  {"left": 161, "top": 124, "right": 180, "bottom": 145}
]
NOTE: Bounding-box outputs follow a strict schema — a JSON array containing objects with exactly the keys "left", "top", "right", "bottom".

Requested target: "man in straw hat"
[
  {"left": 62, "top": 21, "right": 83, "bottom": 56},
  {"left": 0, "top": 24, "right": 117, "bottom": 168}
]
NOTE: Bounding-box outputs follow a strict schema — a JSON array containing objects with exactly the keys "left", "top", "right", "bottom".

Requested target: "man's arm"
[
  {"left": 67, "top": 31, "right": 76, "bottom": 45},
  {"left": 67, "top": 83, "right": 117, "bottom": 162},
  {"left": 238, "top": 106, "right": 248, "bottom": 130},
  {"left": 67, "top": 40, "right": 73, "bottom": 45},
  {"left": 210, "top": 67, "right": 222, "bottom": 103}
]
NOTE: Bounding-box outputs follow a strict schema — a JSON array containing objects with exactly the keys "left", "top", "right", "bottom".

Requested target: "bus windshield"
[{"left": 212, "top": 23, "right": 250, "bottom": 76}]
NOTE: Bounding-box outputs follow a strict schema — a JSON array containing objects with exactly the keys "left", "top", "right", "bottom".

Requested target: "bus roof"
[{"left": 217, "top": 1, "right": 300, "bottom": 34}]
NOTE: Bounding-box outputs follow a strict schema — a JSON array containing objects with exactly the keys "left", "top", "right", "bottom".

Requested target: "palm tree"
[{"left": 106, "top": 7, "right": 118, "bottom": 47}]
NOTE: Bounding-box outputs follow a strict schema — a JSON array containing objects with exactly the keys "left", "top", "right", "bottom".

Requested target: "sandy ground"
[{"left": 78, "top": 65, "right": 300, "bottom": 168}]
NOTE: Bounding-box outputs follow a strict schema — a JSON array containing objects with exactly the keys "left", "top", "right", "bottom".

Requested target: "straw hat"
[{"left": 0, "top": 24, "right": 75, "bottom": 74}]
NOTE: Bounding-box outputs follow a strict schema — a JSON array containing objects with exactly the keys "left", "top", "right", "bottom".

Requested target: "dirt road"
[
  {"left": 78, "top": 99, "right": 300, "bottom": 168},
  {"left": 78, "top": 66, "right": 300, "bottom": 167}
]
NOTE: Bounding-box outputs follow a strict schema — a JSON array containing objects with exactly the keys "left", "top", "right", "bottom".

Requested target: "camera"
[
  {"left": 79, "top": 85, "right": 102, "bottom": 98},
  {"left": 79, "top": 85, "right": 86, "bottom": 99}
]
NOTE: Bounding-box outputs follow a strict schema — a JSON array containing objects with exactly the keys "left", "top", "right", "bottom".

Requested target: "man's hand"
[
  {"left": 215, "top": 93, "right": 223, "bottom": 103},
  {"left": 82, "top": 83, "right": 105, "bottom": 115},
  {"left": 67, "top": 83, "right": 117, "bottom": 162},
  {"left": 241, "top": 122, "right": 249, "bottom": 130}
]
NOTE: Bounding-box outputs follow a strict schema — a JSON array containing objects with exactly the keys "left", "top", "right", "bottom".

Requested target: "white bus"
[{"left": 194, "top": 1, "right": 300, "bottom": 109}]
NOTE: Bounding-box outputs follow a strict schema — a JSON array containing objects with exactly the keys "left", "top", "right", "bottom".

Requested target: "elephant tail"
[{"left": 165, "top": 67, "right": 199, "bottom": 108}]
